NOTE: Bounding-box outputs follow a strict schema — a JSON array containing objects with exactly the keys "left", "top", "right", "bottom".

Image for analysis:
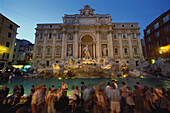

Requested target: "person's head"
[
  {"left": 122, "top": 82, "right": 125, "bottom": 86},
  {"left": 53, "top": 89, "right": 57, "bottom": 93},
  {"left": 31, "top": 85, "right": 34, "bottom": 89},
  {"left": 51, "top": 85, "right": 54, "bottom": 88},
  {"left": 19, "top": 85, "right": 23, "bottom": 89},
  {"left": 36, "top": 86, "right": 41, "bottom": 91},
  {"left": 81, "top": 81, "right": 84, "bottom": 85},
  {"left": 107, "top": 82, "right": 111, "bottom": 86},
  {"left": 62, "top": 81, "right": 65, "bottom": 85},
  {"left": 76, "top": 86, "right": 78, "bottom": 89},
  {"left": 14, "top": 85, "right": 18, "bottom": 89},
  {"left": 127, "top": 86, "right": 131, "bottom": 90},
  {"left": 42, "top": 85, "right": 46, "bottom": 88},
  {"left": 156, "top": 88, "right": 163, "bottom": 95},
  {"left": 3, "top": 85, "right": 7, "bottom": 90},
  {"left": 136, "top": 82, "right": 140, "bottom": 85},
  {"left": 48, "top": 88, "right": 51, "bottom": 91},
  {"left": 112, "top": 80, "right": 115, "bottom": 83},
  {"left": 58, "top": 87, "right": 61, "bottom": 91}
]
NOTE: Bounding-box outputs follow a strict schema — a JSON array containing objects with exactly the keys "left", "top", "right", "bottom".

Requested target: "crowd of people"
[{"left": 0, "top": 80, "right": 170, "bottom": 113}]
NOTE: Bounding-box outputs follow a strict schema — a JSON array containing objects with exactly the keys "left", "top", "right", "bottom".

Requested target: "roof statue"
[{"left": 79, "top": 5, "right": 95, "bottom": 16}]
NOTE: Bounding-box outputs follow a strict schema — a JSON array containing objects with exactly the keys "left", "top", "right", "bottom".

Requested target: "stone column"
[
  {"left": 137, "top": 33, "right": 143, "bottom": 59},
  {"left": 96, "top": 31, "right": 100, "bottom": 58},
  {"left": 118, "top": 33, "right": 123, "bottom": 58},
  {"left": 61, "top": 32, "right": 66, "bottom": 59},
  {"left": 128, "top": 33, "right": 133, "bottom": 58},
  {"left": 52, "top": 34, "right": 56, "bottom": 58},
  {"left": 79, "top": 44, "right": 81, "bottom": 58},
  {"left": 42, "top": 35, "right": 46, "bottom": 59},
  {"left": 108, "top": 31, "right": 113, "bottom": 58},
  {"left": 74, "top": 31, "right": 78, "bottom": 58},
  {"left": 93, "top": 44, "right": 96, "bottom": 58}
]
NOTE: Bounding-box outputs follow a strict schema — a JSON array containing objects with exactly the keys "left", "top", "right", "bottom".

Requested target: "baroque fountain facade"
[{"left": 32, "top": 5, "right": 167, "bottom": 78}]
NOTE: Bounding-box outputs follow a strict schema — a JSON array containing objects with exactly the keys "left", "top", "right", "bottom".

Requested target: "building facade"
[
  {"left": 33, "top": 5, "right": 143, "bottom": 67},
  {"left": 13, "top": 39, "right": 33, "bottom": 65},
  {"left": 144, "top": 9, "right": 170, "bottom": 63},
  {"left": 0, "top": 13, "right": 19, "bottom": 70}
]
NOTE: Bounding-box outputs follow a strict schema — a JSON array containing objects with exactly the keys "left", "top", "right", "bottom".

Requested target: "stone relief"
[
  {"left": 67, "top": 33, "right": 74, "bottom": 40},
  {"left": 79, "top": 5, "right": 95, "bottom": 16}
]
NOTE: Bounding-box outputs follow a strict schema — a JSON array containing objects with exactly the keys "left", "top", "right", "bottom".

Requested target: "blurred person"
[
  {"left": 31, "top": 86, "right": 44, "bottom": 113},
  {"left": 120, "top": 82, "right": 127, "bottom": 113},
  {"left": 81, "top": 81, "right": 87, "bottom": 107},
  {"left": 133, "top": 85, "right": 143, "bottom": 113},
  {"left": 51, "top": 85, "right": 55, "bottom": 92},
  {"left": 57, "top": 87, "right": 62, "bottom": 101},
  {"left": 45, "top": 89, "right": 58, "bottom": 113},
  {"left": 72, "top": 86, "right": 79, "bottom": 112},
  {"left": 110, "top": 84, "right": 120, "bottom": 113},
  {"left": 112, "top": 80, "right": 118, "bottom": 90},
  {"left": 136, "top": 82, "right": 143, "bottom": 92},
  {"left": 155, "top": 88, "right": 170, "bottom": 113},
  {"left": 0, "top": 85, "right": 9, "bottom": 105},
  {"left": 61, "top": 81, "right": 68, "bottom": 97},
  {"left": 5, "top": 85, "right": 18, "bottom": 104},
  {"left": 126, "top": 86, "right": 135, "bottom": 113}
]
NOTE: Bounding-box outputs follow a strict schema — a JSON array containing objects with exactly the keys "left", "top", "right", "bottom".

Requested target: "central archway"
[{"left": 79, "top": 34, "right": 96, "bottom": 59}]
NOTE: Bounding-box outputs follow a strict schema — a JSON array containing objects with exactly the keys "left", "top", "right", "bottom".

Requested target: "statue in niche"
[
  {"left": 83, "top": 45, "right": 91, "bottom": 58},
  {"left": 102, "top": 47, "right": 107, "bottom": 56},
  {"left": 67, "top": 47, "right": 72, "bottom": 56}
]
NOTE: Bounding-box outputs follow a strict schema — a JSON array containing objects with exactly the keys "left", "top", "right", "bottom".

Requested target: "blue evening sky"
[{"left": 0, "top": 0, "right": 169, "bottom": 43}]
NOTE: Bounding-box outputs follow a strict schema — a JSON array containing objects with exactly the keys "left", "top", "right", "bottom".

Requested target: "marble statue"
[
  {"left": 83, "top": 45, "right": 90, "bottom": 58},
  {"left": 67, "top": 47, "right": 72, "bottom": 56},
  {"left": 102, "top": 47, "right": 107, "bottom": 56}
]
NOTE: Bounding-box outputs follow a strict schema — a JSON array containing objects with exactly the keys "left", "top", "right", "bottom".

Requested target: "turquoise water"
[{"left": 0, "top": 77, "right": 170, "bottom": 97}]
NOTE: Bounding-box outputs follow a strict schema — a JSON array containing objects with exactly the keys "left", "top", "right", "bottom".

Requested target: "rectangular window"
[
  {"left": 37, "top": 48, "right": 41, "bottom": 55},
  {"left": 58, "top": 33, "right": 61, "bottom": 39},
  {"left": 154, "top": 22, "right": 159, "bottom": 29},
  {"left": 49, "top": 33, "right": 52, "bottom": 39},
  {"left": 132, "top": 33, "right": 136, "bottom": 38},
  {"left": 56, "top": 48, "right": 60, "bottom": 55},
  {"left": 2, "top": 53, "right": 5, "bottom": 58},
  {"left": 167, "top": 36, "right": 170, "bottom": 42},
  {"left": 2, "top": 53, "right": 9, "bottom": 59},
  {"left": 47, "top": 48, "right": 51, "bottom": 55},
  {"left": 8, "top": 32, "right": 12, "bottom": 38},
  {"left": 155, "top": 31, "right": 160, "bottom": 37},
  {"left": 165, "top": 25, "right": 170, "bottom": 32},
  {"left": 115, "top": 48, "right": 118, "bottom": 54},
  {"left": 147, "top": 29, "right": 150, "bottom": 34},
  {"left": 113, "top": 33, "right": 116, "bottom": 38},
  {"left": 151, "top": 52, "right": 154, "bottom": 56},
  {"left": 124, "top": 48, "right": 128, "bottom": 54},
  {"left": 157, "top": 40, "right": 162, "bottom": 46},
  {"left": 163, "top": 14, "right": 169, "bottom": 23},
  {"left": 9, "top": 24, "right": 13, "bottom": 30},
  {"left": 46, "top": 61, "right": 49, "bottom": 67},
  {"left": 40, "top": 34, "right": 43, "bottom": 39},
  {"left": 148, "top": 37, "right": 151, "bottom": 42},
  {"left": 134, "top": 48, "right": 137, "bottom": 54},
  {"left": 122, "top": 33, "right": 126, "bottom": 39},
  {"left": 6, "top": 41, "right": 10, "bottom": 48}
]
